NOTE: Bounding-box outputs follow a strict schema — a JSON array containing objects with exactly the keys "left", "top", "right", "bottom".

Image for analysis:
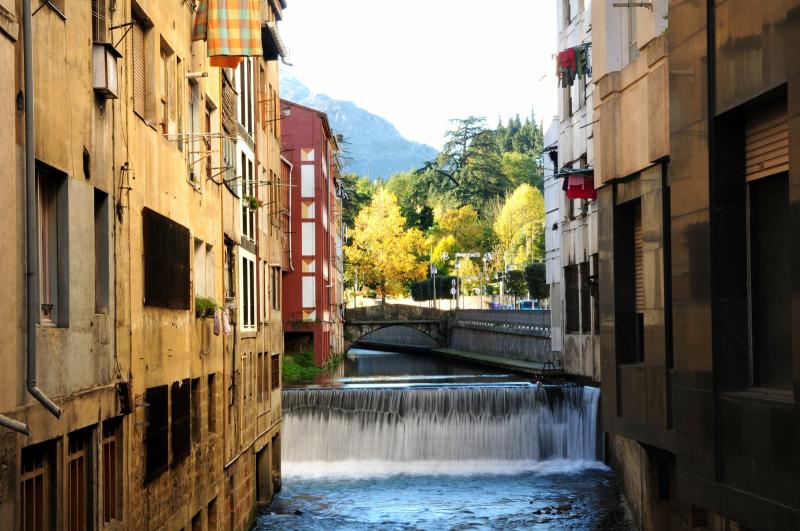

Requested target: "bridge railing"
[{"left": 452, "top": 309, "right": 551, "bottom": 337}]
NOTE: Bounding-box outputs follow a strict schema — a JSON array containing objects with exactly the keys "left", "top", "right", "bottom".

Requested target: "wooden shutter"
[
  {"left": 746, "top": 106, "right": 789, "bottom": 182},
  {"left": 132, "top": 21, "right": 146, "bottom": 117},
  {"left": 633, "top": 203, "right": 644, "bottom": 311}
]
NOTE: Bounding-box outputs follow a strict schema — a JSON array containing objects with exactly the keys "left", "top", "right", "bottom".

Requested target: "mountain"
[{"left": 280, "top": 75, "right": 438, "bottom": 180}]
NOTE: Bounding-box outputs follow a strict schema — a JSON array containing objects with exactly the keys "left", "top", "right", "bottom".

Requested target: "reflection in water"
[{"left": 256, "top": 349, "right": 631, "bottom": 530}]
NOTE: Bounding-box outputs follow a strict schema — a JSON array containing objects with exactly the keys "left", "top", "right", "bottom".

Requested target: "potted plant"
[
  {"left": 195, "top": 296, "right": 218, "bottom": 319},
  {"left": 243, "top": 195, "right": 262, "bottom": 211}
]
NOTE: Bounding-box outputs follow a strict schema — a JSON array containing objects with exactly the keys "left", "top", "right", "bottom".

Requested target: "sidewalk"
[{"left": 431, "top": 348, "right": 562, "bottom": 376}]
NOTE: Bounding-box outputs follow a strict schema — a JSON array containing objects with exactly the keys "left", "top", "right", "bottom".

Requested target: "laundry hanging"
[
  {"left": 557, "top": 44, "right": 591, "bottom": 87},
  {"left": 192, "top": 0, "right": 262, "bottom": 68},
  {"left": 565, "top": 174, "right": 597, "bottom": 200}
]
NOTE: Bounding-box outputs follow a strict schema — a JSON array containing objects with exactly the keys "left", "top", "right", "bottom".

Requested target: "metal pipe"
[
  {"left": 0, "top": 415, "right": 30, "bottom": 436},
  {"left": 23, "top": 0, "right": 61, "bottom": 419}
]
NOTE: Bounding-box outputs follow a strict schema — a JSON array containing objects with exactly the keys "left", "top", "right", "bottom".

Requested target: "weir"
[{"left": 282, "top": 384, "right": 600, "bottom": 464}]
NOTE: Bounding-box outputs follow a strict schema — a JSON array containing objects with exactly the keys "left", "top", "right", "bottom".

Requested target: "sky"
[{"left": 279, "top": 0, "right": 558, "bottom": 150}]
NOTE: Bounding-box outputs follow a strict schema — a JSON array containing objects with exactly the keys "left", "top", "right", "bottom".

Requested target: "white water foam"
[
  {"left": 283, "top": 459, "right": 609, "bottom": 480},
  {"left": 282, "top": 385, "right": 602, "bottom": 478}
]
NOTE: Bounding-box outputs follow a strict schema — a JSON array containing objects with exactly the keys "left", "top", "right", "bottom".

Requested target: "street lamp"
[
  {"left": 454, "top": 258, "right": 461, "bottom": 310},
  {"left": 430, "top": 263, "right": 438, "bottom": 309}
]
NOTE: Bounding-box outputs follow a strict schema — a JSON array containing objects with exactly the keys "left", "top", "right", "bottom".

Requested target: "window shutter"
[
  {"left": 746, "top": 107, "right": 789, "bottom": 182},
  {"left": 633, "top": 203, "right": 644, "bottom": 312},
  {"left": 132, "top": 22, "right": 146, "bottom": 117}
]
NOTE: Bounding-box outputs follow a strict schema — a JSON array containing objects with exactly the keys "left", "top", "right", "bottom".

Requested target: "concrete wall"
[{"left": 551, "top": 0, "right": 600, "bottom": 382}]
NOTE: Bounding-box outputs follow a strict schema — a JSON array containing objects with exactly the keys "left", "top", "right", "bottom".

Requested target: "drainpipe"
[{"left": 23, "top": 0, "right": 61, "bottom": 419}]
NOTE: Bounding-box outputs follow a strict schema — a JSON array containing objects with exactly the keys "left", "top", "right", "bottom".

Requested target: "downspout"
[{"left": 23, "top": 0, "right": 61, "bottom": 419}]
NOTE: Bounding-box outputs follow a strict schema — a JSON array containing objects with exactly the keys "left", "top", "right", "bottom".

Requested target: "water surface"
[{"left": 256, "top": 349, "right": 631, "bottom": 530}]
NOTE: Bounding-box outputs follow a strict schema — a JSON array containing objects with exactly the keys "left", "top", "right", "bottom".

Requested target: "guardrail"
[{"left": 452, "top": 309, "right": 551, "bottom": 337}]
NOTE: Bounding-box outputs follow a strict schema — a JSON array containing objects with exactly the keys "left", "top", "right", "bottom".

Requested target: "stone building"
[
  {"left": 547, "top": 0, "right": 601, "bottom": 382},
  {"left": 0, "top": 0, "right": 289, "bottom": 529},
  {"left": 594, "top": 0, "right": 799, "bottom": 528},
  {"left": 281, "top": 100, "right": 344, "bottom": 365}
]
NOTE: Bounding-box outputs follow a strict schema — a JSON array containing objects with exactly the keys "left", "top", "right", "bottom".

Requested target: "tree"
[
  {"left": 505, "top": 270, "right": 528, "bottom": 299},
  {"left": 524, "top": 262, "right": 547, "bottom": 300},
  {"left": 417, "top": 116, "right": 508, "bottom": 215},
  {"left": 501, "top": 151, "right": 543, "bottom": 190},
  {"left": 384, "top": 171, "right": 434, "bottom": 231},
  {"left": 340, "top": 173, "right": 374, "bottom": 230},
  {"left": 344, "top": 188, "right": 426, "bottom": 302},
  {"left": 429, "top": 205, "right": 486, "bottom": 252},
  {"left": 494, "top": 184, "right": 545, "bottom": 268}
]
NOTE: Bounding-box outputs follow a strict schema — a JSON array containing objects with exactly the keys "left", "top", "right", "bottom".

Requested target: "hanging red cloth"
[
  {"left": 565, "top": 174, "right": 597, "bottom": 200},
  {"left": 557, "top": 48, "right": 577, "bottom": 72}
]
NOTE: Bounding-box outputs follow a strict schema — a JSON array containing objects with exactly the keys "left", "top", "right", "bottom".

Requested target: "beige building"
[{"left": 0, "top": 0, "right": 288, "bottom": 529}]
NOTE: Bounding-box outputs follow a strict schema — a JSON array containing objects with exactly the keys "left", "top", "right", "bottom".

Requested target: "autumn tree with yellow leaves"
[
  {"left": 494, "top": 183, "right": 545, "bottom": 268},
  {"left": 344, "top": 188, "right": 426, "bottom": 302}
]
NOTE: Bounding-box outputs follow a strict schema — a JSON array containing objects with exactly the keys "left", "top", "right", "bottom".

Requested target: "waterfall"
[{"left": 282, "top": 384, "right": 600, "bottom": 469}]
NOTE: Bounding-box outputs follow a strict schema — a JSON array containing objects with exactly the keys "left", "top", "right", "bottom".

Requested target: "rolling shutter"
[
  {"left": 633, "top": 203, "right": 644, "bottom": 312},
  {"left": 132, "top": 21, "right": 146, "bottom": 117},
  {"left": 746, "top": 106, "right": 789, "bottom": 182}
]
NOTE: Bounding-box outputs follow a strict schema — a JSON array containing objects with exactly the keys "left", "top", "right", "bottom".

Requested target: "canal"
[{"left": 255, "top": 349, "right": 631, "bottom": 530}]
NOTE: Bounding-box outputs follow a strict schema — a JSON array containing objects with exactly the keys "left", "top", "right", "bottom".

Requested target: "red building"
[{"left": 281, "top": 100, "right": 344, "bottom": 364}]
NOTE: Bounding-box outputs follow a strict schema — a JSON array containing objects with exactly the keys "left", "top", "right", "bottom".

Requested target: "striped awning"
[{"left": 192, "top": 0, "right": 262, "bottom": 68}]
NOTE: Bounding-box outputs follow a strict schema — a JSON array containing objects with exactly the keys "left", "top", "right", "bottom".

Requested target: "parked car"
[{"left": 515, "top": 300, "right": 542, "bottom": 310}]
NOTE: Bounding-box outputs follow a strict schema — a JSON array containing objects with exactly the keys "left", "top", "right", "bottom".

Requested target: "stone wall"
[{"left": 449, "top": 310, "right": 553, "bottom": 364}]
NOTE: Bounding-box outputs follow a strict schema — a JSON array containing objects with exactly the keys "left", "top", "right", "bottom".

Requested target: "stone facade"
[{"left": 0, "top": 0, "right": 288, "bottom": 529}]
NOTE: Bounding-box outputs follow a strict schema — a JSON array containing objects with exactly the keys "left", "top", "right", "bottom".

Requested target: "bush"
[
  {"left": 524, "top": 262, "right": 547, "bottom": 299},
  {"left": 282, "top": 351, "right": 323, "bottom": 384},
  {"left": 195, "top": 296, "right": 218, "bottom": 318},
  {"left": 410, "top": 275, "right": 459, "bottom": 301}
]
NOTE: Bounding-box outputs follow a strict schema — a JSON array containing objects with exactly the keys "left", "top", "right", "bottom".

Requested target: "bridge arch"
[{"left": 349, "top": 324, "right": 440, "bottom": 351}]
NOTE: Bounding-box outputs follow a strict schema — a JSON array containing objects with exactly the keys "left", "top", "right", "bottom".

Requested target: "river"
[{"left": 254, "top": 349, "right": 631, "bottom": 530}]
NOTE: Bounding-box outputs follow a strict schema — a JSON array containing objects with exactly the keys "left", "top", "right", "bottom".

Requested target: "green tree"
[
  {"left": 417, "top": 116, "right": 508, "bottom": 215},
  {"left": 524, "top": 262, "right": 548, "bottom": 299},
  {"left": 494, "top": 184, "right": 546, "bottom": 268},
  {"left": 384, "top": 171, "right": 434, "bottom": 231},
  {"left": 505, "top": 270, "right": 528, "bottom": 299},
  {"left": 344, "top": 188, "right": 426, "bottom": 302},
  {"left": 340, "top": 173, "right": 374, "bottom": 229},
  {"left": 501, "top": 151, "right": 543, "bottom": 190}
]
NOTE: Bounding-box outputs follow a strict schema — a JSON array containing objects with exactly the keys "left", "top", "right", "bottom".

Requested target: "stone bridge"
[{"left": 343, "top": 304, "right": 451, "bottom": 351}]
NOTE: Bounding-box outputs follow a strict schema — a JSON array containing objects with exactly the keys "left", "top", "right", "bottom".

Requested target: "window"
[
  {"left": 131, "top": 6, "right": 150, "bottom": 120},
  {"left": 237, "top": 59, "right": 254, "bottom": 134},
  {"left": 614, "top": 199, "right": 644, "bottom": 364},
  {"left": 67, "top": 427, "right": 93, "bottom": 531},
  {"left": 159, "top": 49, "right": 169, "bottom": 134},
  {"left": 748, "top": 173, "right": 791, "bottom": 389},
  {"left": 21, "top": 440, "right": 56, "bottom": 531},
  {"left": 194, "top": 239, "right": 214, "bottom": 297},
  {"left": 257, "top": 353, "right": 264, "bottom": 402},
  {"left": 37, "top": 164, "right": 67, "bottom": 326},
  {"left": 101, "top": 418, "right": 122, "bottom": 524},
  {"left": 145, "top": 385, "right": 169, "bottom": 481},
  {"left": 191, "top": 378, "right": 201, "bottom": 443},
  {"left": 240, "top": 253, "right": 256, "bottom": 330},
  {"left": 580, "top": 262, "right": 591, "bottom": 333},
  {"left": 627, "top": 6, "right": 639, "bottom": 64},
  {"left": 564, "top": 265, "right": 579, "bottom": 333},
  {"left": 240, "top": 152, "right": 256, "bottom": 241},
  {"left": 208, "top": 497, "right": 219, "bottom": 531},
  {"left": 592, "top": 253, "right": 600, "bottom": 335},
  {"left": 95, "top": 189, "right": 109, "bottom": 313},
  {"left": 224, "top": 240, "right": 235, "bottom": 301},
  {"left": 271, "top": 266, "right": 281, "bottom": 310},
  {"left": 208, "top": 373, "right": 217, "bottom": 433},
  {"left": 302, "top": 276, "right": 315, "bottom": 309},
  {"left": 171, "top": 379, "right": 191, "bottom": 464},
  {"left": 143, "top": 208, "right": 190, "bottom": 309},
  {"left": 92, "top": 0, "right": 106, "bottom": 42},
  {"left": 271, "top": 354, "right": 280, "bottom": 390}
]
